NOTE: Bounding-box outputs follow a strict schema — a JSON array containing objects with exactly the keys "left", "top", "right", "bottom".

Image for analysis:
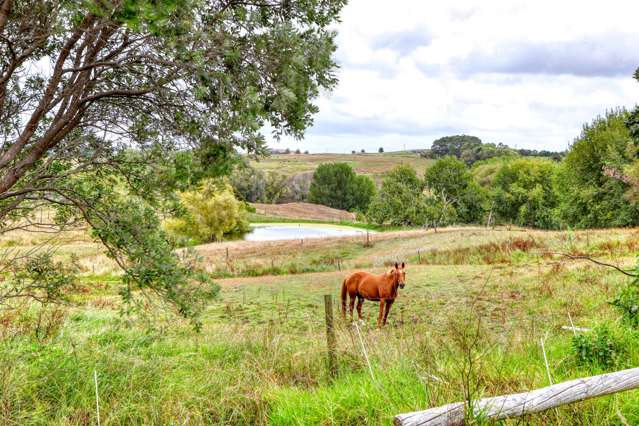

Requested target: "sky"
[{"left": 268, "top": 0, "right": 639, "bottom": 154}]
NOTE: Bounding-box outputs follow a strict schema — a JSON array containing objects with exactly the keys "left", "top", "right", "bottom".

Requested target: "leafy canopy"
[
  {"left": 556, "top": 109, "right": 639, "bottom": 228},
  {"left": 164, "top": 180, "right": 249, "bottom": 244},
  {"left": 0, "top": 0, "right": 346, "bottom": 321},
  {"left": 368, "top": 165, "right": 452, "bottom": 227},
  {"left": 425, "top": 156, "right": 486, "bottom": 223},
  {"left": 308, "top": 163, "right": 375, "bottom": 212}
]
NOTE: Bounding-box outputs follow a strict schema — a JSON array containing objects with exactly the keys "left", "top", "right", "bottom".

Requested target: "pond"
[{"left": 244, "top": 223, "right": 369, "bottom": 242}]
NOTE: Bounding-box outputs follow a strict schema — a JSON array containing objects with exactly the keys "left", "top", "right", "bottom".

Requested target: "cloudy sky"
[{"left": 269, "top": 0, "right": 639, "bottom": 153}]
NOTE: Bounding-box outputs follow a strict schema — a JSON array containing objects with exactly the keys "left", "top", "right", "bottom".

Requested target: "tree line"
[
  {"left": 234, "top": 107, "right": 638, "bottom": 230},
  {"left": 421, "top": 134, "right": 563, "bottom": 164}
]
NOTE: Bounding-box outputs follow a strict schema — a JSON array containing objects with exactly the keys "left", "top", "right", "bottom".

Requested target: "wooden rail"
[{"left": 394, "top": 367, "right": 639, "bottom": 426}]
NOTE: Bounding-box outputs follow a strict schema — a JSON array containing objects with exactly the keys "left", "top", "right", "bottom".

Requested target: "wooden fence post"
[{"left": 324, "top": 294, "right": 337, "bottom": 378}]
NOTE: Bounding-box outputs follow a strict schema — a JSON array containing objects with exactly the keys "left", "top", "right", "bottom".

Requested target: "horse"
[{"left": 340, "top": 262, "right": 406, "bottom": 327}]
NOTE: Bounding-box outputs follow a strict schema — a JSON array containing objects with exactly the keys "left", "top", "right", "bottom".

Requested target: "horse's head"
[{"left": 394, "top": 262, "right": 406, "bottom": 289}]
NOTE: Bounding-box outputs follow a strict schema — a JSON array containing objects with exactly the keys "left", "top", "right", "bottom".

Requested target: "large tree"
[
  {"left": 0, "top": 0, "right": 345, "bottom": 321},
  {"left": 556, "top": 108, "right": 639, "bottom": 228},
  {"left": 424, "top": 156, "right": 485, "bottom": 223},
  {"left": 308, "top": 162, "right": 375, "bottom": 212}
]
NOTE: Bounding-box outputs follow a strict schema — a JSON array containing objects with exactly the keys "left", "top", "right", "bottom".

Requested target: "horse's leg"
[
  {"left": 348, "top": 294, "right": 356, "bottom": 322},
  {"left": 377, "top": 300, "right": 386, "bottom": 328},
  {"left": 383, "top": 299, "right": 394, "bottom": 326},
  {"left": 356, "top": 296, "right": 364, "bottom": 320}
]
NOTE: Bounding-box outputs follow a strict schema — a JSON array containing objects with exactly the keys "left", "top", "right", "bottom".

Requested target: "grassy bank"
[{"left": 2, "top": 228, "right": 639, "bottom": 424}]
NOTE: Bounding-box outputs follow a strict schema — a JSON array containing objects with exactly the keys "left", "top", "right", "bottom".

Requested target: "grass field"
[
  {"left": 250, "top": 152, "right": 433, "bottom": 182},
  {"left": 3, "top": 226, "right": 639, "bottom": 424}
]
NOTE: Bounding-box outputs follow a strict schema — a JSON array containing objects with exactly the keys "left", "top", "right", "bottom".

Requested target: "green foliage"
[
  {"left": 628, "top": 68, "right": 639, "bottom": 141},
  {"left": 572, "top": 325, "right": 625, "bottom": 369},
  {"left": 491, "top": 158, "right": 559, "bottom": 228},
  {"left": 424, "top": 135, "right": 562, "bottom": 164},
  {"left": 424, "top": 135, "right": 520, "bottom": 165},
  {"left": 368, "top": 165, "right": 444, "bottom": 226},
  {"left": 230, "top": 164, "right": 268, "bottom": 203},
  {"left": 57, "top": 173, "right": 220, "bottom": 326},
  {"left": 556, "top": 109, "right": 639, "bottom": 228},
  {"left": 611, "top": 284, "right": 639, "bottom": 328},
  {"left": 164, "top": 179, "right": 249, "bottom": 243},
  {"left": 308, "top": 163, "right": 375, "bottom": 212},
  {"left": 425, "top": 156, "right": 486, "bottom": 223},
  {"left": 0, "top": 0, "right": 346, "bottom": 322},
  {"left": 3, "top": 253, "right": 78, "bottom": 305}
]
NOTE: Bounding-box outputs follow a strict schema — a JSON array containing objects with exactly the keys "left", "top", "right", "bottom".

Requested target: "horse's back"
[{"left": 346, "top": 271, "right": 383, "bottom": 300}]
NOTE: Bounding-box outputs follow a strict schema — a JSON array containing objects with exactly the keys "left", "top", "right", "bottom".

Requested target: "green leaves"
[
  {"left": 556, "top": 109, "right": 639, "bottom": 228},
  {"left": 308, "top": 163, "right": 375, "bottom": 212},
  {"left": 491, "top": 158, "right": 558, "bottom": 228},
  {"left": 163, "top": 179, "right": 249, "bottom": 244},
  {"left": 425, "top": 156, "right": 486, "bottom": 223}
]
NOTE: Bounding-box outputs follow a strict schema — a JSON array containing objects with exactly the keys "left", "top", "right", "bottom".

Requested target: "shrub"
[
  {"left": 572, "top": 325, "right": 625, "bottom": 368},
  {"left": 556, "top": 109, "right": 639, "bottom": 228},
  {"left": 611, "top": 284, "right": 639, "bottom": 328},
  {"left": 491, "top": 158, "right": 559, "bottom": 228},
  {"left": 368, "top": 165, "right": 445, "bottom": 226},
  {"left": 164, "top": 179, "right": 249, "bottom": 243},
  {"left": 425, "top": 156, "right": 486, "bottom": 223},
  {"left": 229, "top": 164, "right": 267, "bottom": 203}
]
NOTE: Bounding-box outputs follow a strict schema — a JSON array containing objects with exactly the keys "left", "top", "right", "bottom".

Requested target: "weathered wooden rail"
[{"left": 394, "top": 367, "right": 639, "bottom": 426}]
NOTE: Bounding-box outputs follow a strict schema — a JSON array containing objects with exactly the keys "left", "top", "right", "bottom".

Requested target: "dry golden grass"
[
  {"left": 251, "top": 202, "right": 356, "bottom": 221},
  {"left": 251, "top": 152, "right": 433, "bottom": 182}
]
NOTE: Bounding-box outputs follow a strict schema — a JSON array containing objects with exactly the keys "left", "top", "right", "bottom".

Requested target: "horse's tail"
[{"left": 340, "top": 278, "right": 348, "bottom": 319}]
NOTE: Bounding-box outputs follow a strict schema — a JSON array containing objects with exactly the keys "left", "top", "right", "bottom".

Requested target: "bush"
[
  {"left": 164, "top": 179, "right": 249, "bottom": 243},
  {"left": 611, "top": 284, "right": 639, "bottom": 328},
  {"left": 229, "top": 164, "right": 267, "bottom": 203},
  {"left": 425, "top": 156, "right": 486, "bottom": 223},
  {"left": 368, "top": 165, "right": 445, "bottom": 226},
  {"left": 308, "top": 163, "right": 375, "bottom": 212},
  {"left": 491, "top": 158, "right": 559, "bottom": 228},
  {"left": 572, "top": 325, "right": 625, "bottom": 369},
  {"left": 555, "top": 109, "right": 639, "bottom": 228}
]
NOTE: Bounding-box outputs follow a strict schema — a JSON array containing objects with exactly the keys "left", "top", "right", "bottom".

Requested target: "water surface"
[{"left": 244, "top": 223, "right": 367, "bottom": 241}]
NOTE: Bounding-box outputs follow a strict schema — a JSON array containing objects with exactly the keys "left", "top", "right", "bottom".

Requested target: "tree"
[
  {"left": 0, "top": 0, "right": 345, "bottom": 321},
  {"left": 425, "top": 156, "right": 485, "bottom": 223},
  {"left": 361, "top": 149, "right": 366, "bottom": 153},
  {"left": 308, "top": 163, "right": 375, "bottom": 212},
  {"left": 431, "top": 135, "right": 483, "bottom": 158},
  {"left": 164, "top": 180, "right": 249, "bottom": 244},
  {"left": 229, "top": 163, "right": 267, "bottom": 203},
  {"left": 492, "top": 158, "right": 559, "bottom": 228},
  {"left": 556, "top": 109, "right": 639, "bottom": 228},
  {"left": 368, "top": 165, "right": 448, "bottom": 226},
  {"left": 378, "top": 147, "right": 384, "bottom": 153}
]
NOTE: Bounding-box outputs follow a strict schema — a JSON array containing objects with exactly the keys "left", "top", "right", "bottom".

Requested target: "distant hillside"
[{"left": 250, "top": 152, "right": 433, "bottom": 183}]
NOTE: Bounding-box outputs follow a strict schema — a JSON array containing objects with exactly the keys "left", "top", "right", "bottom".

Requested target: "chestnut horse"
[{"left": 341, "top": 262, "right": 406, "bottom": 327}]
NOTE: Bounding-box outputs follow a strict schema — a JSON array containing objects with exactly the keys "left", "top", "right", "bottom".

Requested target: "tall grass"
[{"left": 3, "top": 228, "right": 639, "bottom": 424}]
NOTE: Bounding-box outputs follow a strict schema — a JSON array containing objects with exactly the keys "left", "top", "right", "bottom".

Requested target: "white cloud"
[{"left": 269, "top": 0, "right": 639, "bottom": 153}]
